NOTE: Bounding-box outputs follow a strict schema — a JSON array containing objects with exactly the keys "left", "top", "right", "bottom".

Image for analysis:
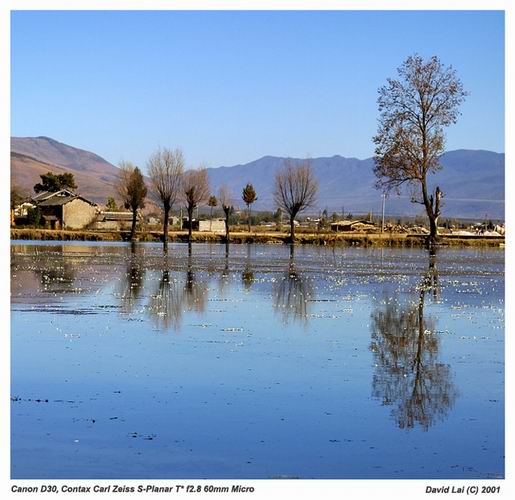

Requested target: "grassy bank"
[{"left": 10, "top": 228, "right": 505, "bottom": 248}]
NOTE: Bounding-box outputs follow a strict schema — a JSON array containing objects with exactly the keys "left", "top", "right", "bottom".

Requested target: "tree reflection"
[
  {"left": 242, "top": 244, "right": 254, "bottom": 290},
  {"left": 218, "top": 242, "right": 231, "bottom": 294},
  {"left": 148, "top": 256, "right": 183, "bottom": 331},
  {"left": 147, "top": 243, "right": 208, "bottom": 331},
  {"left": 35, "top": 258, "right": 76, "bottom": 293},
  {"left": 370, "top": 252, "right": 457, "bottom": 430},
  {"left": 118, "top": 243, "right": 146, "bottom": 314},
  {"left": 274, "top": 245, "right": 314, "bottom": 325},
  {"left": 184, "top": 243, "right": 208, "bottom": 313}
]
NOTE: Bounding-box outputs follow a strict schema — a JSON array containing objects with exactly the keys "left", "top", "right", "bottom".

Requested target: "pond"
[{"left": 10, "top": 241, "right": 504, "bottom": 479}]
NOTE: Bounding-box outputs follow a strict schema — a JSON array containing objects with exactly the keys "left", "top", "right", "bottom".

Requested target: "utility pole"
[{"left": 381, "top": 193, "right": 387, "bottom": 233}]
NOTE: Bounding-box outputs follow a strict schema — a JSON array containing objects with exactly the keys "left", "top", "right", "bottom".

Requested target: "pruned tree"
[
  {"left": 373, "top": 54, "right": 467, "bottom": 247},
  {"left": 274, "top": 159, "right": 318, "bottom": 242},
  {"left": 182, "top": 168, "right": 210, "bottom": 241},
  {"left": 34, "top": 171, "right": 77, "bottom": 193},
  {"left": 208, "top": 195, "right": 218, "bottom": 231},
  {"left": 218, "top": 185, "right": 234, "bottom": 240},
  {"left": 116, "top": 161, "right": 147, "bottom": 241},
  {"left": 242, "top": 183, "right": 257, "bottom": 233},
  {"left": 147, "top": 147, "right": 184, "bottom": 246}
]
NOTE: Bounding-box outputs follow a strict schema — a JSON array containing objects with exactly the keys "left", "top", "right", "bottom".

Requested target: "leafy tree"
[
  {"left": 208, "top": 195, "right": 218, "bottom": 231},
  {"left": 34, "top": 172, "right": 77, "bottom": 193},
  {"left": 182, "top": 168, "right": 210, "bottom": 241},
  {"left": 11, "top": 185, "right": 25, "bottom": 210},
  {"left": 219, "top": 186, "right": 234, "bottom": 240},
  {"left": 106, "top": 196, "right": 117, "bottom": 211},
  {"left": 242, "top": 183, "right": 258, "bottom": 232},
  {"left": 116, "top": 162, "right": 147, "bottom": 241},
  {"left": 373, "top": 55, "right": 467, "bottom": 247},
  {"left": 26, "top": 206, "right": 42, "bottom": 227}
]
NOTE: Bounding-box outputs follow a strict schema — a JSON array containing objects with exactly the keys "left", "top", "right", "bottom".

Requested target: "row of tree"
[
  {"left": 12, "top": 54, "right": 466, "bottom": 249},
  {"left": 114, "top": 54, "right": 469, "bottom": 249},
  {"left": 115, "top": 148, "right": 320, "bottom": 244}
]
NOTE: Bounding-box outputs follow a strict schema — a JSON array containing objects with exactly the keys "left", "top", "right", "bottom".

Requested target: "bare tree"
[
  {"left": 274, "top": 159, "right": 318, "bottom": 242},
  {"left": 116, "top": 161, "right": 147, "bottom": 241},
  {"left": 182, "top": 168, "right": 210, "bottom": 241},
  {"left": 373, "top": 55, "right": 467, "bottom": 247},
  {"left": 242, "top": 183, "right": 257, "bottom": 233},
  {"left": 218, "top": 185, "right": 234, "bottom": 240},
  {"left": 147, "top": 148, "right": 184, "bottom": 246}
]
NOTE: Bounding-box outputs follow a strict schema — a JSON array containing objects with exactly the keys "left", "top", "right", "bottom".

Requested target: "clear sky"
[{"left": 11, "top": 10, "right": 504, "bottom": 171}]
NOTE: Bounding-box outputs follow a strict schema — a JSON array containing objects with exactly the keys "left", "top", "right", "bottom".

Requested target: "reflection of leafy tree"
[
  {"left": 184, "top": 248, "right": 207, "bottom": 313},
  {"left": 370, "top": 253, "right": 457, "bottom": 430},
  {"left": 34, "top": 253, "right": 76, "bottom": 293},
  {"left": 242, "top": 245, "right": 254, "bottom": 290},
  {"left": 218, "top": 243, "right": 231, "bottom": 294},
  {"left": 274, "top": 246, "right": 314, "bottom": 325},
  {"left": 118, "top": 244, "right": 145, "bottom": 314}
]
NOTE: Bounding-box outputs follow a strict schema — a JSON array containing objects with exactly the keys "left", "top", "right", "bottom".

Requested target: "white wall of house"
[
  {"left": 198, "top": 219, "right": 225, "bottom": 232},
  {"left": 62, "top": 198, "right": 97, "bottom": 229}
]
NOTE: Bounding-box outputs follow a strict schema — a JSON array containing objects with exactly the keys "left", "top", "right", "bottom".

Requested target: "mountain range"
[{"left": 11, "top": 136, "right": 505, "bottom": 219}]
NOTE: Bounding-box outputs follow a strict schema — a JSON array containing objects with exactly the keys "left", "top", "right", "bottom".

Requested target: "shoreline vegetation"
[{"left": 10, "top": 228, "right": 505, "bottom": 248}]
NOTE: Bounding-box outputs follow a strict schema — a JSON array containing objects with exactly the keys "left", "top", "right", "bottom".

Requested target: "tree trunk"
[
  {"left": 290, "top": 216, "right": 295, "bottom": 243},
  {"left": 428, "top": 216, "right": 438, "bottom": 248},
  {"left": 163, "top": 204, "right": 170, "bottom": 244},
  {"left": 130, "top": 208, "right": 137, "bottom": 241},
  {"left": 224, "top": 209, "right": 230, "bottom": 240},
  {"left": 248, "top": 204, "right": 251, "bottom": 233},
  {"left": 420, "top": 178, "right": 439, "bottom": 250},
  {"left": 188, "top": 206, "right": 193, "bottom": 241}
]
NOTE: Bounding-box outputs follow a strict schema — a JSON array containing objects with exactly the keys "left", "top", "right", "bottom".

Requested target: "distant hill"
[
  {"left": 11, "top": 136, "right": 504, "bottom": 219},
  {"left": 11, "top": 137, "right": 121, "bottom": 205},
  {"left": 205, "top": 150, "right": 505, "bottom": 219}
]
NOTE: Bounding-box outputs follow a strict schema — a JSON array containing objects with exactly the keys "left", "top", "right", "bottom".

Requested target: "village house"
[
  {"left": 93, "top": 211, "right": 139, "bottom": 231},
  {"left": 31, "top": 189, "right": 98, "bottom": 230},
  {"left": 330, "top": 219, "right": 376, "bottom": 232},
  {"left": 182, "top": 218, "right": 226, "bottom": 233},
  {"left": 13, "top": 201, "right": 36, "bottom": 218}
]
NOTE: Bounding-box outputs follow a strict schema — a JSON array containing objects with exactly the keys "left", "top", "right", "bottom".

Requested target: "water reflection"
[
  {"left": 184, "top": 244, "right": 208, "bottom": 313},
  {"left": 370, "top": 252, "right": 457, "bottom": 430},
  {"left": 146, "top": 244, "right": 208, "bottom": 331},
  {"left": 218, "top": 243, "right": 231, "bottom": 294},
  {"left": 35, "top": 257, "right": 76, "bottom": 294},
  {"left": 117, "top": 243, "right": 146, "bottom": 314},
  {"left": 241, "top": 245, "right": 254, "bottom": 290},
  {"left": 274, "top": 245, "right": 314, "bottom": 325},
  {"left": 148, "top": 255, "right": 183, "bottom": 331}
]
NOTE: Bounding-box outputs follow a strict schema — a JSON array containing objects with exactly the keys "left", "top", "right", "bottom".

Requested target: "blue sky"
[{"left": 11, "top": 10, "right": 504, "bottom": 171}]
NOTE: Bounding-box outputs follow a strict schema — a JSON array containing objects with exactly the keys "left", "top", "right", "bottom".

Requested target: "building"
[
  {"left": 31, "top": 190, "right": 98, "bottom": 230},
  {"left": 13, "top": 201, "right": 36, "bottom": 217},
  {"left": 94, "top": 211, "right": 138, "bottom": 230},
  {"left": 330, "top": 219, "right": 376, "bottom": 232},
  {"left": 182, "top": 218, "right": 226, "bottom": 233}
]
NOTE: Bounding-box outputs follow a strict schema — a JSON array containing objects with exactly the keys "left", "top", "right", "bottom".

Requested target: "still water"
[{"left": 10, "top": 241, "right": 504, "bottom": 479}]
